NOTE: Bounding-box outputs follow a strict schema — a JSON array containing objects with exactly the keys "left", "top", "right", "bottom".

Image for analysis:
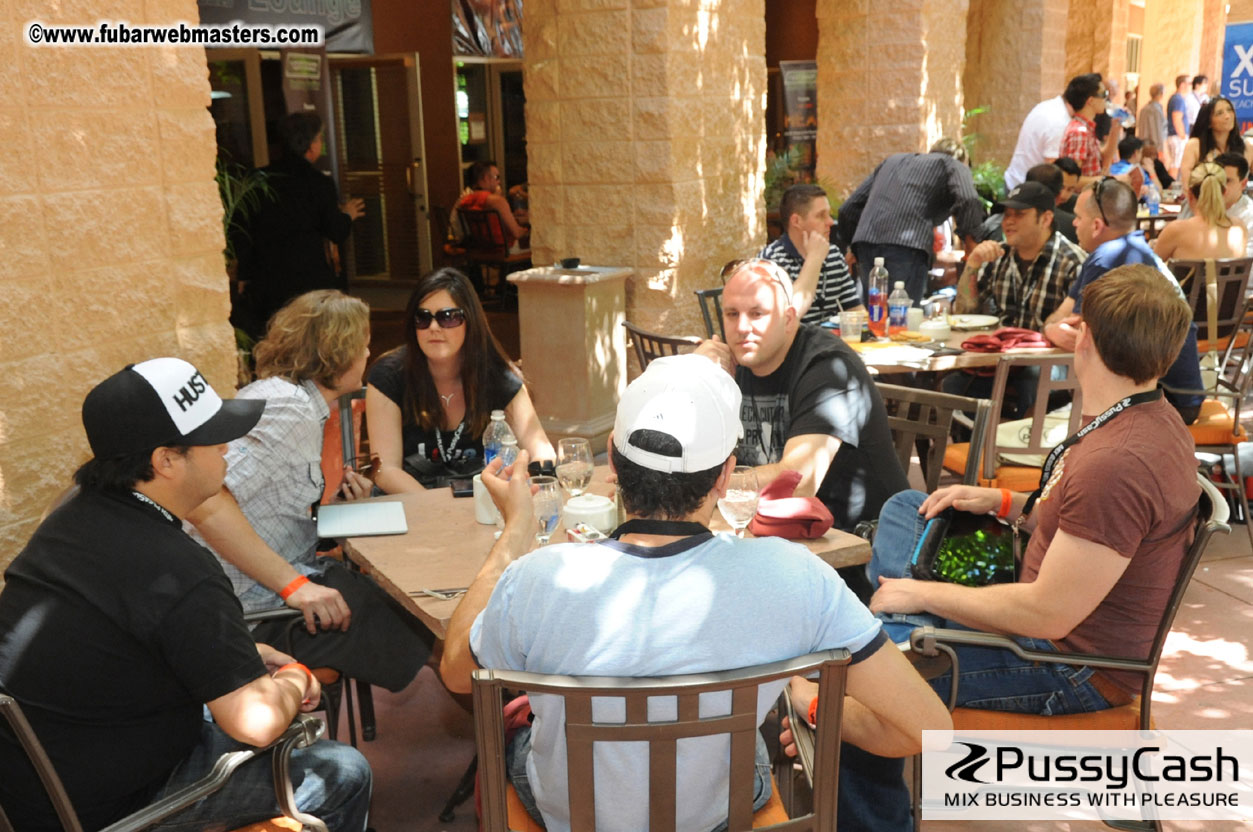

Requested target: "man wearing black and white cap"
[
  {"left": 0, "top": 358, "right": 371, "bottom": 832},
  {"left": 439, "top": 354, "right": 950, "bottom": 832}
]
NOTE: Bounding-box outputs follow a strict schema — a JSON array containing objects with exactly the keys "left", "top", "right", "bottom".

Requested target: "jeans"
[
  {"left": 506, "top": 724, "right": 772, "bottom": 829},
  {"left": 149, "top": 717, "right": 372, "bottom": 832},
  {"left": 852, "top": 243, "right": 932, "bottom": 305},
  {"left": 836, "top": 490, "right": 1116, "bottom": 831}
]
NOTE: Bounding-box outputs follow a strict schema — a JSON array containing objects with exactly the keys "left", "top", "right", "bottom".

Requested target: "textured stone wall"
[
  {"left": 1065, "top": 0, "right": 1128, "bottom": 83},
  {"left": 1139, "top": 0, "right": 1205, "bottom": 103},
  {"left": 814, "top": 0, "right": 970, "bottom": 199},
  {"left": 0, "top": 1, "right": 235, "bottom": 577},
  {"left": 963, "top": 0, "right": 1069, "bottom": 168},
  {"left": 523, "top": 0, "right": 766, "bottom": 348}
]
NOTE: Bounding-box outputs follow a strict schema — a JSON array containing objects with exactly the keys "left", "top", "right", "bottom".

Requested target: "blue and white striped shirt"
[{"left": 760, "top": 233, "right": 862, "bottom": 324}]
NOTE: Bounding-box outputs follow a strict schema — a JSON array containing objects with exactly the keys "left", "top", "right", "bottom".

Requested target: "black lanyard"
[
  {"left": 1020, "top": 389, "right": 1162, "bottom": 520},
  {"left": 608, "top": 519, "right": 711, "bottom": 540}
]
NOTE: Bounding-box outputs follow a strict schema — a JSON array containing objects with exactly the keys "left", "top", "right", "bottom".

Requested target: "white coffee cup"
[
  {"left": 562, "top": 494, "right": 617, "bottom": 535},
  {"left": 906, "top": 307, "right": 925, "bottom": 331},
  {"left": 472, "top": 474, "right": 497, "bottom": 525}
]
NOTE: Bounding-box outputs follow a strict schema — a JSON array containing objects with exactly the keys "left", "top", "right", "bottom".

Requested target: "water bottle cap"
[
  {"left": 894, "top": 281, "right": 905, "bottom": 289},
  {"left": 874, "top": 257, "right": 885, "bottom": 267},
  {"left": 490, "top": 410, "right": 505, "bottom": 420}
]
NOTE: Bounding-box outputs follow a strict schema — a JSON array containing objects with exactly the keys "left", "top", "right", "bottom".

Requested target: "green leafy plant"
[
  {"left": 962, "top": 106, "right": 1006, "bottom": 210},
  {"left": 763, "top": 146, "right": 842, "bottom": 212},
  {"left": 215, "top": 158, "right": 273, "bottom": 264}
]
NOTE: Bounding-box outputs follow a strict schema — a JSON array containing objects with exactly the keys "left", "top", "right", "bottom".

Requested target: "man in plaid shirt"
[
  {"left": 943, "top": 181, "right": 1086, "bottom": 413},
  {"left": 1059, "top": 75, "right": 1109, "bottom": 178}
]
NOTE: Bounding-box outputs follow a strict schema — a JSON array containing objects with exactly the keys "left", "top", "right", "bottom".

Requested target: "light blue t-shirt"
[{"left": 471, "top": 531, "right": 884, "bottom": 832}]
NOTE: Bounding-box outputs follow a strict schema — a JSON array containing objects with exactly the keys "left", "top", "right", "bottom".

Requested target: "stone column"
[
  {"left": 523, "top": 0, "right": 767, "bottom": 351},
  {"left": 0, "top": 1, "right": 235, "bottom": 574},
  {"left": 963, "top": 0, "right": 1069, "bottom": 167},
  {"left": 1139, "top": 0, "right": 1209, "bottom": 116},
  {"left": 814, "top": 0, "right": 970, "bottom": 199},
  {"left": 1065, "top": 0, "right": 1129, "bottom": 84}
]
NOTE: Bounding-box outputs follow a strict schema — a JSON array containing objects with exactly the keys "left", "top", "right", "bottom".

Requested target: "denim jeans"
[
  {"left": 149, "top": 717, "right": 372, "bottom": 832},
  {"left": 836, "top": 490, "right": 1118, "bottom": 831},
  {"left": 506, "top": 724, "right": 772, "bottom": 829}
]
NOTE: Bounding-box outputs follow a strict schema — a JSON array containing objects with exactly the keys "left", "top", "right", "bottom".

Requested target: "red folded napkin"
[
  {"left": 746, "top": 470, "right": 834, "bottom": 540},
  {"left": 961, "top": 327, "right": 1051, "bottom": 353}
]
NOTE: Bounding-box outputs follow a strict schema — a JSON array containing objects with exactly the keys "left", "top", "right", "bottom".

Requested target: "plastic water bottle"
[
  {"left": 887, "top": 281, "right": 910, "bottom": 335},
  {"left": 1144, "top": 182, "right": 1161, "bottom": 217},
  {"left": 494, "top": 435, "right": 520, "bottom": 530},
  {"left": 867, "top": 257, "right": 890, "bottom": 337},
  {"left": 482, "top": 410, "right": 514, "bottom": 465}
]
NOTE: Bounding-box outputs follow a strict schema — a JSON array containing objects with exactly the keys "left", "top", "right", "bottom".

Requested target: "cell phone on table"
[{"left": 449, "top": 478, "right": 474, "bottom": 497}]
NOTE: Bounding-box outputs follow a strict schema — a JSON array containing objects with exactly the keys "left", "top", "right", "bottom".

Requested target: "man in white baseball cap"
[
  {"left": 439, "top": 354, "right": 949, "bottom": 832},
  {"left": 0, "top": 358, "right": 372, "bottom": 831}
]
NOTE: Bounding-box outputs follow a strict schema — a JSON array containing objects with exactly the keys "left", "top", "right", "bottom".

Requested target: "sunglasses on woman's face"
[{"left": 414, "top": 307, "right": 467, "bottom": 330}]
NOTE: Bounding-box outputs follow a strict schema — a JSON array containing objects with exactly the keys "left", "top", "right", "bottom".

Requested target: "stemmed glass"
[
  {"left": 717, "top": 467, "right": 760, "bottom": 537},
  {"left": 556, "top": 438, "right": 594, "bottom": 497},
  {"left": 531, "top": 476, "right": 563, "bottom": 544}
]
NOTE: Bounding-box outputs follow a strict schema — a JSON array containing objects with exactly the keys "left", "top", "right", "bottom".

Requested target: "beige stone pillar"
[
  {"left": 1137, "top": 0, "right": 1205, "bottom": 105},
  {"left": 963, "top": 0, "right": 1069, "bottom": 167},
  {"left": 1065, "top": 0, "right": 1129, "bottom": 83},
  {"left": 0, "top": 1, "right": 235, "bottom": 576},
  {"left": 815, "top": 0, "right": 970, "bottom": 199},
  {"left": 523, "top": 0, "right": 767, "bottom": 355}
]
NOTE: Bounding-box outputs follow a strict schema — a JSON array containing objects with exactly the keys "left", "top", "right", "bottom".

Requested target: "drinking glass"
[
  {"left": 556, "top": 438, "right": 594, "bottom": 497},
  {"left": 532, "top": 475, "right": 563, "bottom": 544},
  {"left": 717, "top": 467, "right": 760, "bottom": 537}
]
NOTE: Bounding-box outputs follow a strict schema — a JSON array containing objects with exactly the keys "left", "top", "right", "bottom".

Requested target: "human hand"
[
  {"left": 1043, "top": 314, "right": 1081, "bottom": 350},
  {"left": 286, "top": 580, "right": 352, "bottom": 633},
  {"left": 779, "top": 676, "right": 819, "bottom": 757},
  {"left": 338, "top": 467, "right": 371, "bottom": 501},
  {"left": 694, "top": 336, "right": 736, "bottom": 376},
  {"left": 482, "top": 450, "right": 536, "bottom": 534},
  {"left": 256, "top": 642, "right": 298, "bottom": 674},
  {"left": 342, "top": 198, "right": 365, "bottom": 220},
  {"left": 274, "top": 663, "right": 322, "bottom": 712},
  {"left": 965, "top": 240, "right": 1005, "bottom": 269},
  {"left": 802, "top": 229, "right": 829, "bottom": 263},
  {"left": 844, "top": 249, "right": 857, "bottom": 268},
  {"left": 869, "top": 576, "right": 931, "bottom": 615},
  {"left": 918, "top": 485, "right": 1004, "bottom": 519}
]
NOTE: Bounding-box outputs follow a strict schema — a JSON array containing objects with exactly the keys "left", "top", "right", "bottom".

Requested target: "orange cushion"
[
  {"left": 1196, "top": 329, "right": 1249, "bottom": 354},
  {"left": 942, "top": 443, "right": 1043, "bottom": 491},
  {"left": 952, "top": 701, "right": 1147, "bottom": 731},
  {"left": 234, "top": 819, "right": 303, "bottom": 832},
  {"left": 503, "top": 774, "right": 789, "bottom": 830},
  {"left": 1188, "top": 399, "right": 1250, "bottom": 445}
]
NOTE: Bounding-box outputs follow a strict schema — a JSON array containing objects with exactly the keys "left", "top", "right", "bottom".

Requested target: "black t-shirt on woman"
[{"left": 367, "top": 346, "right": 523, "bottom": 469}]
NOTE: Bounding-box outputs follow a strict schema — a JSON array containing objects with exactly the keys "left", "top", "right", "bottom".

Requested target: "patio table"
[{"left": 342, "top": 466, "right": 871, "bottom": 639}]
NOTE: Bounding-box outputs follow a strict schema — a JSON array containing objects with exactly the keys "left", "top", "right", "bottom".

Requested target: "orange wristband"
[
  {"left": 276, "top": 662, "right": 315, "bottom": 704},
  {"left": 997, "top": 488, "right": 1013, "bottom": 519},
  {"left": 279, "top": 575, "right": 309, "bottom": 600},
  {"left": 808, "top": 696, "right": 819, "bottom": 727}
]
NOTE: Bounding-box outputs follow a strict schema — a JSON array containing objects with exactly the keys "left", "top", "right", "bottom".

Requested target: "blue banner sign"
[{"left": 1222, "top": 22, "right": 1253, "bottom": 135}]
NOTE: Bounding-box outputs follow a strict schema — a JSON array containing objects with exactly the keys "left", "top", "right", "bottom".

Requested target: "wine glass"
[
  {"left": 717, "top": 467, "right": 760, "bottom": 537},
  {"left": 556, "top": 438, "right": 594, "bottom": 497},
  {"left": 532, "top": 476, "right": 562, "bottom": 544}
]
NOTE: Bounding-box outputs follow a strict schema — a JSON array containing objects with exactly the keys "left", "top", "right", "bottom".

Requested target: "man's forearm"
[
  {"left": 440, "top": 521, "right": 533, "bottom": 694},
  {"left": 187, "top": 490, "right": 301, "bottom": 593},
  {"left": 912, "top": 580, "right": 1066, "bottom": 640},
  {"left": 954, "top": 265, "right": 980, "bottom": 313},
  {"left": 792, "top": 257, "right": 820, "bottom": 319}
]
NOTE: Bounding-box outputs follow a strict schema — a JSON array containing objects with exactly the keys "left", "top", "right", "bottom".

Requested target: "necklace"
[{"left": 439, "top": 391, "right": 456, "bottom": 406}]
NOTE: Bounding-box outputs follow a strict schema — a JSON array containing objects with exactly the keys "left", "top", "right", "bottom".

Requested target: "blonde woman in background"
[{"left": 1153, "top": 161, "right": 1248, "bottom": 260}]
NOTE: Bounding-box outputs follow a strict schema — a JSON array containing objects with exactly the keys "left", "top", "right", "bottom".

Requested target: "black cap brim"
[{"left": 180, "top": 398, "right": 265, "bottom": 447}]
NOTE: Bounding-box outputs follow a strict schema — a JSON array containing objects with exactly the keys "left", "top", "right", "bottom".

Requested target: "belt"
[{"left": 1088, "top": 670, "right": 1136, "bottom": 707}]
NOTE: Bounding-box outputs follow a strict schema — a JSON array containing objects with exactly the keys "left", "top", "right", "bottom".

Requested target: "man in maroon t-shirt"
[{"left": 866, "top": 263, "right": 1198, "bottom": 707}]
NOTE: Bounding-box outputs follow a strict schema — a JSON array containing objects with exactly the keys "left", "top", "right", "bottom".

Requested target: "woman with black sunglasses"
[{"left": 366, "top": 267, "right": 554, "bottom": 492}]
